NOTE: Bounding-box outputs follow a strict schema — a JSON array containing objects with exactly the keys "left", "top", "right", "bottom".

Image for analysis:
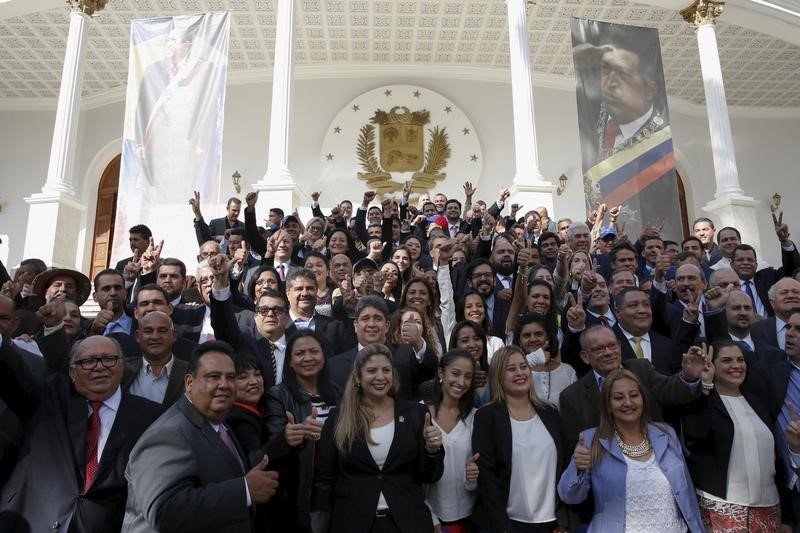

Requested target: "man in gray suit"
[{"left": 122, "top": 340, "right": 279, "bottom": 532}]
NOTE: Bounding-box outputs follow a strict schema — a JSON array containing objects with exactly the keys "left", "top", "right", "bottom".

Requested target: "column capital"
[
  {"left": 67, "top": 0, "right": 109, "bottom": 16},
  {"left": 681, "top": 0, "right": 724, "bottom": 27}
]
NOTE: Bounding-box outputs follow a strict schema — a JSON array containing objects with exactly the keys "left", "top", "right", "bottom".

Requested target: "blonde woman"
[
  {"left": 472, "top": 346, "right": 564, "bottom": 532},
  {"left": 312, "top": 344, "right": 445, "bottom": 532}
]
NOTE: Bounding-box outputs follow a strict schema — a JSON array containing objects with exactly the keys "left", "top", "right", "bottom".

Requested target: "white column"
[
  {"left": 42, "top": 9, "right": 91, "bottom": 195},
  {"left": 682, "top": 0, "right": 744, "bottom": 199},
  {"left": 505, "top": 0, "right": 556, "bottom": 216}
]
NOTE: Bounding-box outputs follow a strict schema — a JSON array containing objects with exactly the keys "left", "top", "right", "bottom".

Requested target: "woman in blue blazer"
[{"left": 558, "top": 368, "right": 704, "bottom": 532}]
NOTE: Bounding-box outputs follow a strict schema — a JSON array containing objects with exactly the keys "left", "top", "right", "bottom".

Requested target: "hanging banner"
[
  {"left": 113, "top": 12, "right": 229, "bottom": 267},
  {"left": 570, "top": 18, "right": 681, "bottom": 240}
]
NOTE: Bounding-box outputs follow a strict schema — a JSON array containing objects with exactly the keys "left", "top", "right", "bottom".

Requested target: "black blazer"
[
  {"left": 612, "top": 324, "right": 679, "bottom": 375},
  {"left": 121, "top": 356, "right": 188, "bottom": 407},
  {"left": 0, "top": 340, "right": 161, "bottom": 533},
  {"left": 284, "top": 313, "right": 357, "bottom": 356},
  {"left": 471, "top": 402, "right": 565, "bottom": 532},
  {"left": 558, "top": 359, "right": 700, "bottom": 453},
  {"left": 109, "top": 330, "right": 197, "bottom": 362},
  {"left": 748, "top": 245, "right": 800, "bottom": 317},
  {"left": 312, "top": 401, "right": 445, "bottom": 532},
  {"left": 751, "top": 316, "right": 780, "bottom": 350},
  {"left": 327, "top": 342, "right": 438, "bottom": 401}
]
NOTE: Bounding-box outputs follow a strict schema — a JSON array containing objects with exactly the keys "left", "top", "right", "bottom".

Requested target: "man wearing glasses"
[{"left": 0, "top": 302, "right": 161, "bottom": 532}]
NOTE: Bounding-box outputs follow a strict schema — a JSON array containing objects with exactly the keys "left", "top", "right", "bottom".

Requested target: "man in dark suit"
[
  {"left": 283, "top": 268, "right": 356, "bottom": 355},
  {"left": 122, "top": 311, "right": 188, "bottom": 407},
  {"left": 465, "top": 258, "right": 511, "bottom": 340},
  {"left": 327, "top": 296, "right": 438, "bottom": 400},
  {"left": 114, "top": 224, "right": 152, "bottom": 274},
  {"left": 752, "top": 277, "right": 800, "bottom": 351},
  {"left": 558, "top": 324, "right": 705, "bottom": 453},
  {"left": 693, "top": 217, "right": 723, "bottom": 267},
  {"left": 122, "top": 341, "right": 279, "bottom": 532},
  {"left": 613, "top": 287, "right": 679, "bottom": 374},
  {"left": 0, "top": 308, "right": 161, "bottom": 533},
  {"left": 156, "top": 257, "right": 188, "bottom": 305}
]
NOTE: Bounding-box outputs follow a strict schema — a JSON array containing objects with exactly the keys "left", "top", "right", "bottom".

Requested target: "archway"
[{"left": 89, "top": 154, "right": 120, "bottom": 280}]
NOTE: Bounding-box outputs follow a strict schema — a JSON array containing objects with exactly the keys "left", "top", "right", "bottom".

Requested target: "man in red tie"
[{"left": 0, "top": 299, "right": 162, "bottom": 533}]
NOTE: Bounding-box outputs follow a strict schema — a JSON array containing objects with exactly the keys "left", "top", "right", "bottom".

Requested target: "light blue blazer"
[{"left": 557, "top": 423, "right": 704, "bottom": 533}]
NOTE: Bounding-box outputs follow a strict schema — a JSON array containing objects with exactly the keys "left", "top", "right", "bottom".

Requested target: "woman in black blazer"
[
  {"left": 312, "top": 343, "right": 445, "bottom": 532},
  {"left": 682, "top": 340, "right": 783, "bottom": 531},
  {"left": 472, "top": 345, "right": 565, "bottom": 533}
]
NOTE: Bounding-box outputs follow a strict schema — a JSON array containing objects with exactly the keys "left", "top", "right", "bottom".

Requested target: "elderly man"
[
  {"left": 0, "top": 322, "right": 161, "bottom": 532},
  {"left": 122, "top": 341, "right": 279, "bottom": 533},
  {"left": 752, "top": 277, "right": 800, "bottom": 351},
  {"left": 122, "top": 311, "right": 188, "bottom": 407}
]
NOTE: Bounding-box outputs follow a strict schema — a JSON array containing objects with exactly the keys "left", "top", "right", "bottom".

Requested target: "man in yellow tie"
[{"left": 613, "top": 287, "right": 676, "bottom": 375}]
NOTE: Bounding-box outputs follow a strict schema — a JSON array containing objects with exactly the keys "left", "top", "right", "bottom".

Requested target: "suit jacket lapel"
[
  {"left": 382, "top": 402, "right": 412, "bottom": 471},
  {"left": 649, "top": 425, "right": 669, "bottom": 462}
]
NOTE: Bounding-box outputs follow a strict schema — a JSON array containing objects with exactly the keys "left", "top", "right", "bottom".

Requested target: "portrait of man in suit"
[{"left": 122, "top": 341, "right": 279, "bottom": 533}]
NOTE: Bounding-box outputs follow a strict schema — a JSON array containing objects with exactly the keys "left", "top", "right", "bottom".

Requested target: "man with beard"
[
  {"left": 89, "top": 269, "right": 131, "bottom": 336},
  {"left": 466, "top": 258, "right": 510, "bottom": 339}
]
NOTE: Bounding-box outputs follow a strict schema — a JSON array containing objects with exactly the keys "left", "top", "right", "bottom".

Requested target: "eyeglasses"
[
  {"left": 71, "top": 355, "right": 121, "bottom": 371},
  {"left": 257, "top": 306, "right": 286, "bottom": 316},
  {"left": 198, "top": 251, "right": 220, "bottom": 258},
  {"left": 471, "top": 272, "right": 494, "bottom": 280},
  {"left": 589, "top": 343, "right": 619, "bottom": 355}
]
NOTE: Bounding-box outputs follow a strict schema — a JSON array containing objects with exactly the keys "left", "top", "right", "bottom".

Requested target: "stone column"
[
  {"left": 256, "top": 0, "right": 299, "bottom": 210},
  {"left": 505, "top": 0, "right": 556, "bottom": 217},
  {"left": 681, "top": 0, "right": 760, "bottom": 253},
  {"left": 23, "top": 0, "right": 107, "bottom": 267}
]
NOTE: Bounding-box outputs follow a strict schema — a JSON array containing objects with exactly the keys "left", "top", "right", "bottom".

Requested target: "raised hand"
[
  {"left": 574, "top": 432, "right": 591, "bottom": 472},
  {"left": 122, "top": 250, "right": 141, "bottom": 283},
  {"left": 465, "top": 453, "right": 480, "bottom": 483},
  {"left": 188, "top": 191, "right": 202, "bottom": 219},
  {"left": 1, "top": 280, "right": 19, "bottom": 299},
  {"left": 91, "top": 301, "right": 116, "bottom": 335},
  {"left": 704, "top": 285, "right": 730, "bottom": 311},
  {"left": 245, "top": 191, "right": 258, "bottom": 210},
  {"left": 311, "top": 191, "right": 321, "bottom": 203},
  {"left": 431, "top": 240, "right": 454, "bottom": 267},
  {"left": 245, "top": 455, "right": 280, "bottom": 504},
  {"left": 580, "top": 265, "right": 598, "bottom": 293},
  {"left": 140, "top": 237, "right": 164, "bottom": 275},
  {"left": 700, "top": 343, "right": 715, "bottom": 390},
  {"left": 401, "top": 318, "right": 423, "bottom": 351},
  {"left": 682, "top": 288, "right": 702, "bottom": 324},
  {"left": 497, "top": 187, "right": 511, "bottom": 204},
  {"left": 363, "top": 190, "right": 377, "bottom": 206},
  {"left": 654, "top": 252, "right": 671, "bottom": 282},
  {"left": 774, "top": 211, "right": 791, "bottom": 245},
  {"left": 37, "top": 298, "right": 66, "bottom": 328},
  {"left": 368, "top": 240, "right": 385, "bottom": 259},
  {"left": 424, "top": 413, "right": 442, "bottom": 453},
  {"left": 681, "top": 344, "right": 709, "bottom": 382},
  {"left": 463, "top": 181, "right": 476, "bottom": 198},
  {"left": 208, "top": 254, "right": 233, "bottom": 290},
  {"left": 402, "top": 180, "right": 412, "bottom": 201},
  {"left": 302, "top": 407, "right": 324, "bottom": 442},
  {"left": 284, "top": 411, "right": 305, "bottom": 447},
  {"left": 565, "top": 292, "right": 587, "bottom": 330},
  {"left": 785, "top": 403, "right": 800, "bottom": 453}
]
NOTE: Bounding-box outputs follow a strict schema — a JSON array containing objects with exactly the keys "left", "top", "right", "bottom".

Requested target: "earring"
[
  {"left": 438, "top": 378, "right": 443, "bottom": 383},
  {"left": 355, "top": 382, "right": 361, "bottom": 390}
]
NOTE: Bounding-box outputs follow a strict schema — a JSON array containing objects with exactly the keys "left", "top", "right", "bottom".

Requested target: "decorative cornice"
[
  {"left": 681, "top": 0, "right": 725, "bottom": 26},
  {"left": 67, "top": 0, "right": 109, "bottom": 16}
]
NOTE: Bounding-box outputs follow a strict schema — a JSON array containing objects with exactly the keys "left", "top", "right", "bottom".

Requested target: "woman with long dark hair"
[
  {"left": 425, "top": 350, "right": 480, "bottom": 530},
  {"left": 455, "top": 291, "right": 504, "bottom": 360},
  {"left": 558, "top": 369, "right": 703, "bottom": 532},
  {"left": 450, "top": 320, "right": 491, "bottom": 407},
  {"left": 303, "top": 251, "right": 336, "bottom": 316},
  {"left": 264, "top": 330, "right": 340, "bottom": 532},
  {"left": 312, "top": 344, "right": 445, "bottom": 532}
]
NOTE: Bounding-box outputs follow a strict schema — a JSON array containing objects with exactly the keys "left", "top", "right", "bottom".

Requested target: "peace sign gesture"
[{"left": 773, "top": 211, "right": 791, "bottom": 245}]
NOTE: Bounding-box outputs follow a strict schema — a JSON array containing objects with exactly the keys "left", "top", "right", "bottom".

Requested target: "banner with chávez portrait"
[
  {"left": 570, "top": 18, "right": 681, "bottom": 240},
  {"left": 113, "top": 12, "right": 230, "bottom": 267}
]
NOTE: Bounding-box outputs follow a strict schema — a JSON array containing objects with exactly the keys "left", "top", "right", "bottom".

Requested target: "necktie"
[
  {"left": 502, "top": 276, "right": 512, "bottom": 289},
  {"left": 735, "top": 340, "right": 754, "bottom": 354},
  {"left": 601, "top": 120, "right": 621, "bottom": 151},
  {"left": 743, "top": 281, "right": 757, "bottom": 309},
  {"left": 84, "top": 401, "right": 103, "bottom": 492},
  {"left": 218, "top": 425, "right": 244, "bottom": 471},
  {"left": 269, "top": 341, "right": 278, "bottom": 382},
  {"left": 632, "top": 337, "right": 645, "bottom": 359},
  {"left": 277, "top": 264, "right": 286, "bottom": 281},
  {"left": 597, "top": 375, "right": 605, "bottom": 390},
  {"left": 450, "top": 225, "right": 458, "bottom": 238},
  {"left": 599, "top": 315, "right": 610, "bottom": 327}
]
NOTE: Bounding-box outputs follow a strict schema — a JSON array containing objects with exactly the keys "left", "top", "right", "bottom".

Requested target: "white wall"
[{"left": 1, "top": 76, "right": 798, "bottom": 271}]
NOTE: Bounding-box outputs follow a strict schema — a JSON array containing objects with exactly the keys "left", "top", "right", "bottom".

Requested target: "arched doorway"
[{"left": 89, "top": 154, "right": 120, "bottom": 280}]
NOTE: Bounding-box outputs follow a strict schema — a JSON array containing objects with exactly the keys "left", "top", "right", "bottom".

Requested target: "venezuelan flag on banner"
[{"left": 570, "top": 18, "right": 682, "bottom": 241}]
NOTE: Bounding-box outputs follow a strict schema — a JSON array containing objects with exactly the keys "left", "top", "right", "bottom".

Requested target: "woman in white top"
[
  {"left": 455, "top": 291, "right": 505, "bottom": 360},
  {"left": 681, "top": 340, "right": 782, "bottom": 531},
  {"left": 312, "top": 344, "right": 445, "bottom": 532},
  {"left": 425, "top": 349, "right": 479, "bottom": 531},
  {"left": 558, "top": 368, "right": 704, "bottom": 532},
  {"left": 472, "top": 346, "right": 565, "bottom": 533}
]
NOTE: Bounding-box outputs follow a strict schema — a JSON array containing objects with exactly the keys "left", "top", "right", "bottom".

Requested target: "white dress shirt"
[
  {"left": 128, "top": 356, "right": 175, "bottom": 404},
  {"left": 87, "top": 386, "right": 122, "bottom": 463}
]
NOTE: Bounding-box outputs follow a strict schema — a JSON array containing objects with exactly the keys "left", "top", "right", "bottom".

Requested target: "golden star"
[
  {"left": 470, "top": 154, "right": 478, "bottom": 162},
  {"left": 352, "top": 104, "right": 360, "bottom": 112},
  {"left": 444, "top": 106, "right": 452, "bottom": 113},
  {"left": 334, "top": 126, "right": 342, "bottom": 133},
  {"left": 463, "top": 128, "right": 471, "bottom": 135},
  {"left": 413, "top": 90, "right": 421, "bottom": 98},
  {"left": 326, "top": 153, "right": 334, "bottom": 160},
  {"left": 384, "top": 89, "right": 392, "bottom": 96}
]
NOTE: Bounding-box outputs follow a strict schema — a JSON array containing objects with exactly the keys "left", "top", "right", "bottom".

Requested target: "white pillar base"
[
  {"left": 509, "top": 182, "right": 558, "bottom": 222},
  {"left": 23, "top": 191, "right": 86, "bottom": 268},
  {"left": 252, "top": 181, "right": 301, "bottom": 214},
  {"left": 701, "top": 194, "right": 761, "bottom": 256}
]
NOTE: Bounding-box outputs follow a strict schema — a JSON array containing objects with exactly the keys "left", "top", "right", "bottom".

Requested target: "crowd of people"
[{"left": 1, "top": 180, "right": 800, "bottom": 533}]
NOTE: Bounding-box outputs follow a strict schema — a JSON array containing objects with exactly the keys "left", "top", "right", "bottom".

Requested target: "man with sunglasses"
[{"left": 0, "top": 302, "right": 161, "bottom": 532}]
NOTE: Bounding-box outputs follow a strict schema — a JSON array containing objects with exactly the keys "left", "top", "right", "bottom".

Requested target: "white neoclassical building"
[{"left": 1, "top": 0, "right": 799, "bottom": 279}]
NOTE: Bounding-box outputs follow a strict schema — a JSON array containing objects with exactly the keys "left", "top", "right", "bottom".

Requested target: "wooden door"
[{"left": 90, "top": 154, "right": 120, "bottom": 280}]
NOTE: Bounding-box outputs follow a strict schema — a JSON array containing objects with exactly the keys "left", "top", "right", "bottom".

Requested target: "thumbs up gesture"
[
  {"left": 465, "top": 452, "right": 480, "bottom": 483},
  {"left": 284, "top": 411, "right": 305, "bottom": 447},
  {"left": 303, "top": 406, "right": 324, "bottom": 442},
  {"left": 785, "top": 403, "right": 800, "bottom": 453},
  {"left": 245, "top": 455, "right": 279, "bottom": 504},
  {"left": 91, "top": 301, "right": 117, "bottom": 335},
  {"left": 574, "top": 432, "right": 591, "bottom": 472},
  {"left": 423, "top": 412, "right": 442, "bottom": 453}
]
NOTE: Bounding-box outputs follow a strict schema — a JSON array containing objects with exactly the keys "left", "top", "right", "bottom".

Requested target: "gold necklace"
[{"left": 614, "top": 431, "right": 652, "bottom": 457}]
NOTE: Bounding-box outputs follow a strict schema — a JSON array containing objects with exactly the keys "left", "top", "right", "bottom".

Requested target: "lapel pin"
[{"left": 398, "top": 416, "right": 405, "bottom": 423}]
